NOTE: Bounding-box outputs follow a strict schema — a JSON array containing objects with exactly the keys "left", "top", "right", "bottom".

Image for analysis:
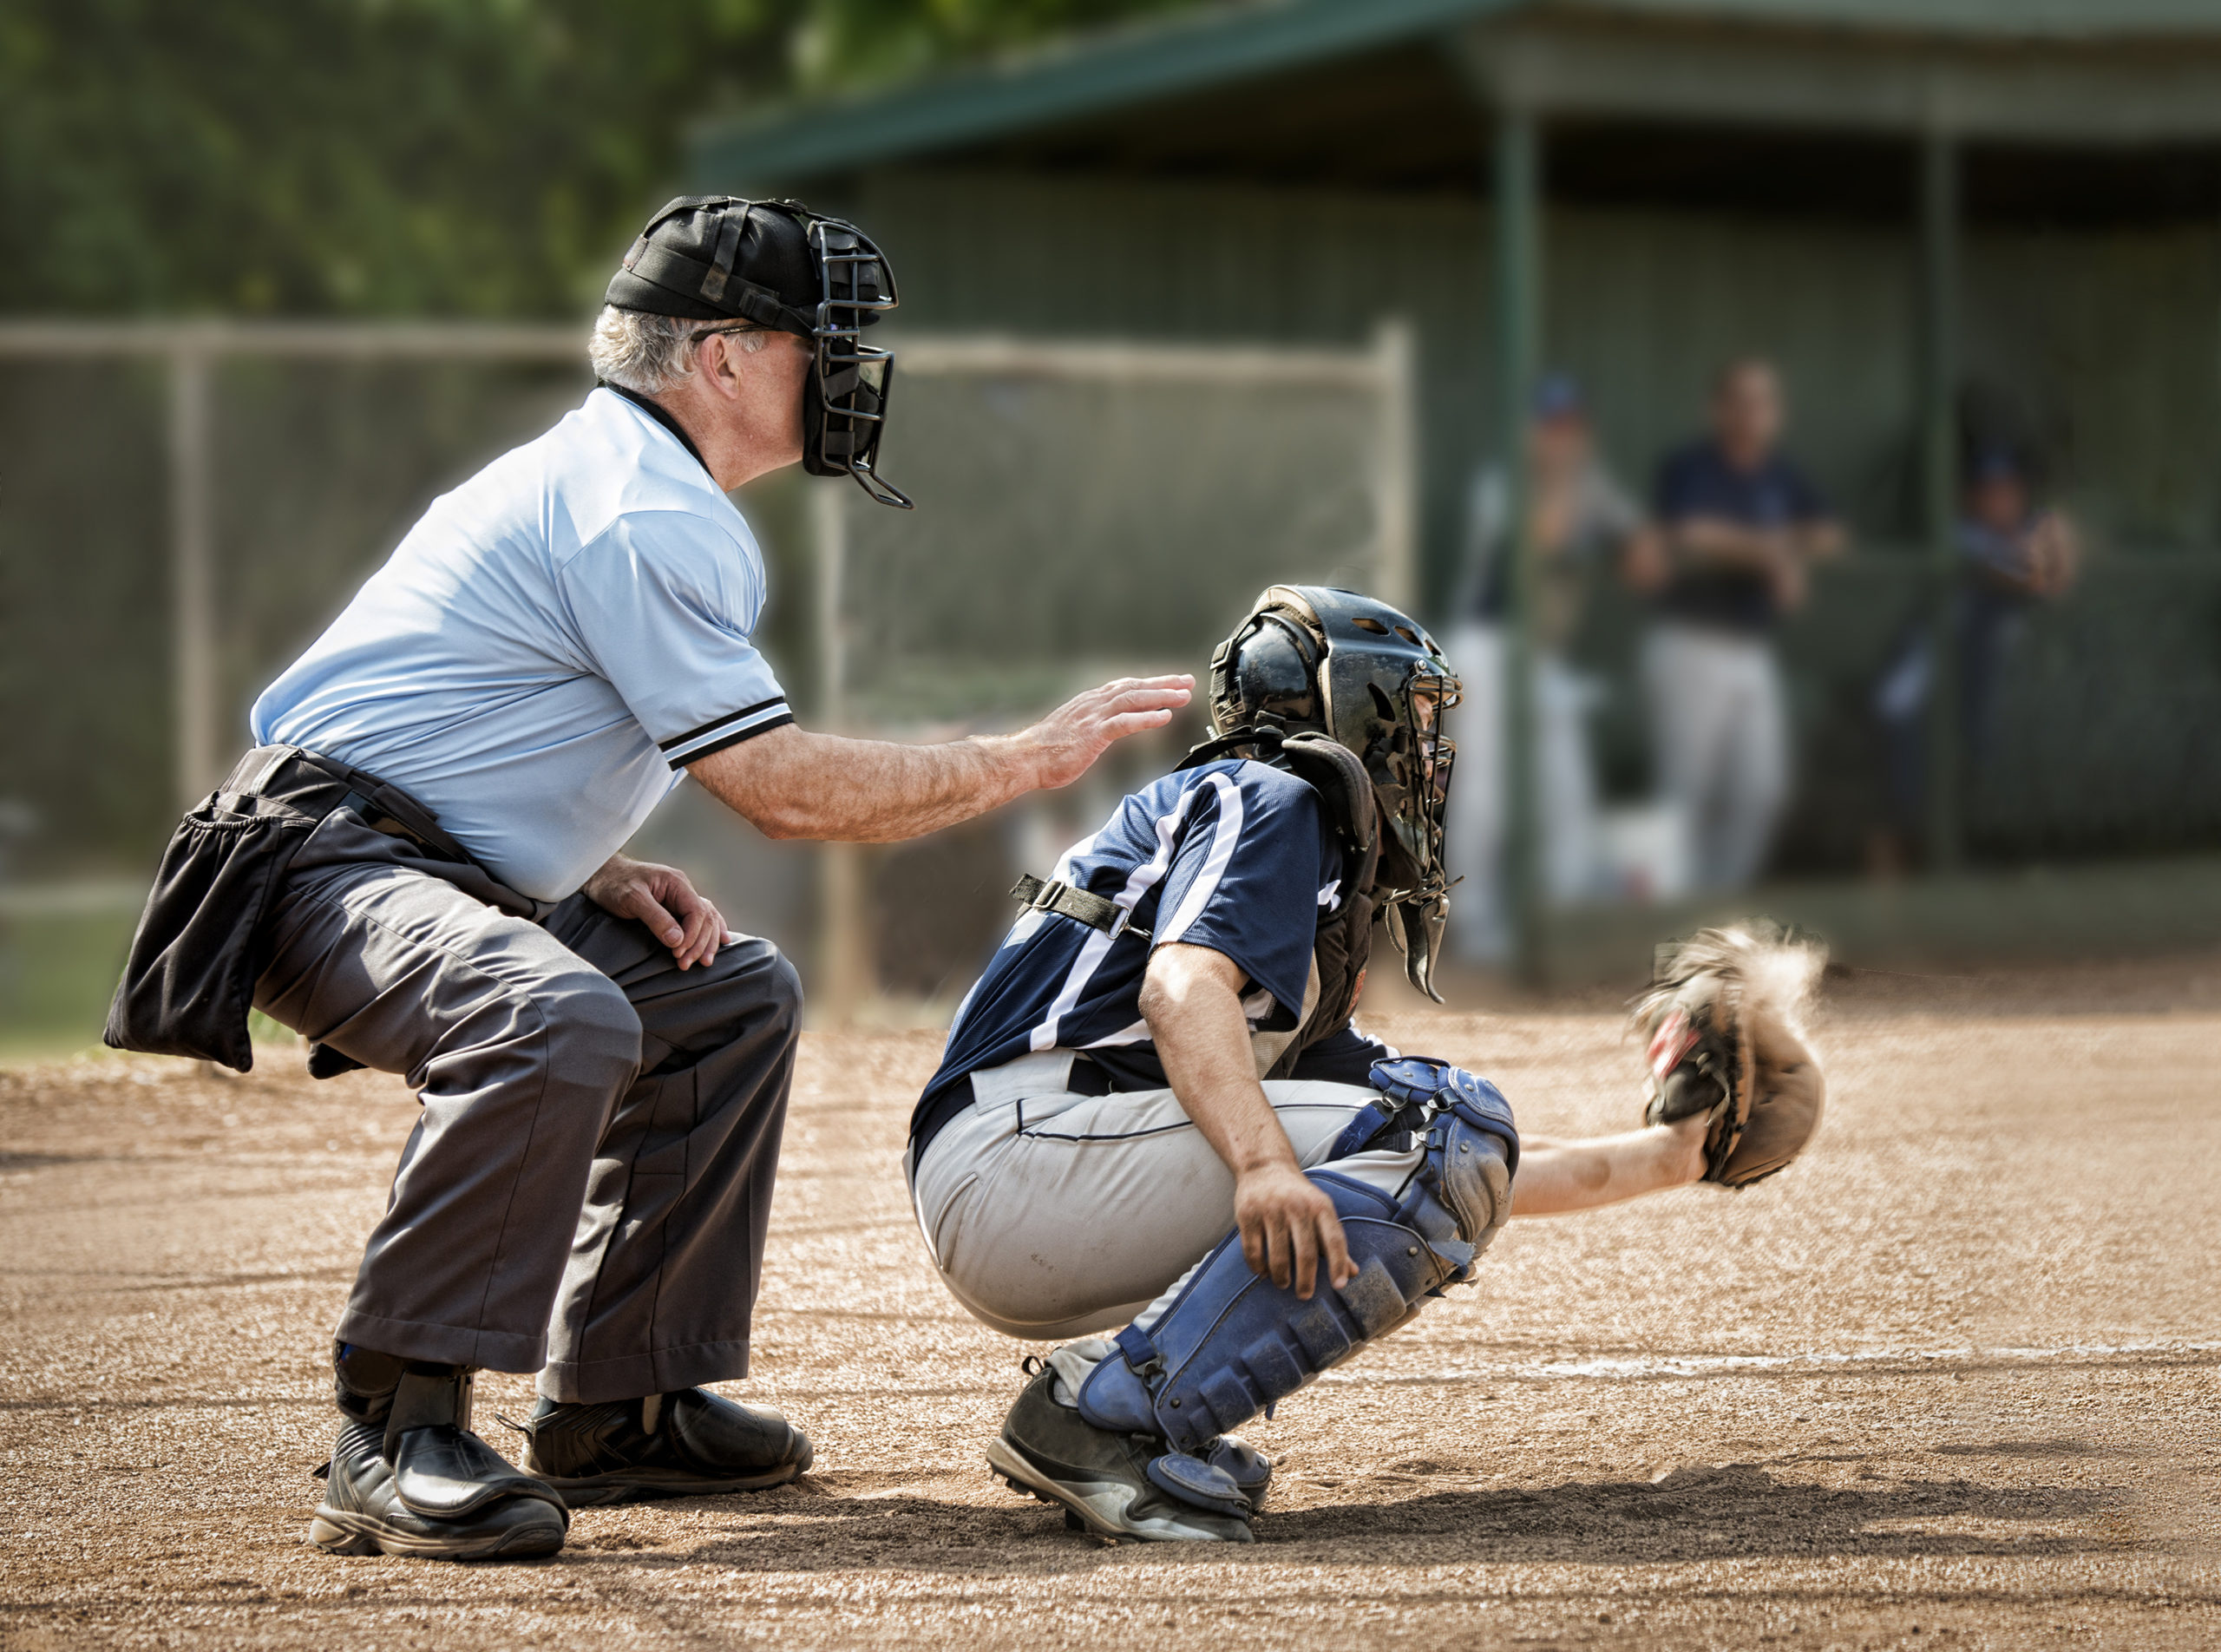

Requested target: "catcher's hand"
[{"left": 1634, "top": 924, "right": 1826, "bottom": 1189}]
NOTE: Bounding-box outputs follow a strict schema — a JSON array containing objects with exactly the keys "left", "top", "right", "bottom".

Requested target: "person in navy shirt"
[
  {"left": 1646, "top": 359, "right": 1844, "bottom": 890},
  {"left": 913, "top": 587, "right": 1742, "bottom": 1544}
]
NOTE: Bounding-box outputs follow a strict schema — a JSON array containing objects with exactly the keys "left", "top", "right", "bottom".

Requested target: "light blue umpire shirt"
[{"left": 251, "top": 387, "right": 791, "bottom": 902}]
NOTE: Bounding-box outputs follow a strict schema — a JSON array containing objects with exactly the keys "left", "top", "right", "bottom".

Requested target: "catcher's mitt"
[{"left": 1633, "top": 923, "right": 1826, "bottom": 1189}]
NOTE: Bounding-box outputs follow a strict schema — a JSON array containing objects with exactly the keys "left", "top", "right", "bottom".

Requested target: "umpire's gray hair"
[{"left": 587, "top": 306, "right": 768, "bottom": 395}]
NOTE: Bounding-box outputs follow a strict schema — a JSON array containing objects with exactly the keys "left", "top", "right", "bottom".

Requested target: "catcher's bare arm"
[
  {"left": 1509, "top": 1118, "right": 1708, "bottom": 1216},
  {"left": 689, "top": 675, "right": 1192, "bottom": 842},
  {"left": 1510, "top": 924, "right": 1829, "bottom": 1214},
  {"left": 1141, "top": 942, "right": 1356, "bottom": 1301}
]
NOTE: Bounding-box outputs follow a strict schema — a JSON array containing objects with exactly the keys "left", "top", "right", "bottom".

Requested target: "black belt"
[{"left": 224, "top": 744, "right": 470, "bottom": 865}]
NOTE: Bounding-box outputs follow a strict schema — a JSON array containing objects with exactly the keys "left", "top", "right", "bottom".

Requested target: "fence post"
[
  {"left": 811, "top": 482, "right": 874, "bottom": 1022},
  {"left": 1494, "top": 105, "right": 1545, "bottom": 986},
  {"left": 1371, "top": 317, "right": 1418, "bottom": 614},
  {"left": 168, "top": 344, "right": 218, "bottom": 808},
  {"left": 1919, "top": 124, "right": 1963, "bottom": 870}
]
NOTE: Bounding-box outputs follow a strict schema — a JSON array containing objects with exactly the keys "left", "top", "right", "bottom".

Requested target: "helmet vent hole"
[
  {"left": 1393, "top": 625, "right": 1424, "bottom": 646},
  {"left": 1349, "top": 617, "right": 1392, "bottom": 635}
]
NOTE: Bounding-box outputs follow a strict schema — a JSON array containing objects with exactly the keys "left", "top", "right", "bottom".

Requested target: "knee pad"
[
  {"left": 1371, "top": 1059, "right": 1520, "bottom": 1271},
  {"left": 1078, "top": 1086, "right": 1517, "bottom": 1459}
]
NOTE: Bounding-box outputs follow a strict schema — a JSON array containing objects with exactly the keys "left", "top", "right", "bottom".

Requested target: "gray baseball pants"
[
  {"left": 907, "top": 1052, "right": 1423, "bottom": 1341},
  {"left": 252, "top": 810, "right": 800, "bottom": 1405}
]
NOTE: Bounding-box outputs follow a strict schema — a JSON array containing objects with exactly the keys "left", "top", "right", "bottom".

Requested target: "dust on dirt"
[{"left": 3, "top": 955, "right": 2219, "bottom": 1649}]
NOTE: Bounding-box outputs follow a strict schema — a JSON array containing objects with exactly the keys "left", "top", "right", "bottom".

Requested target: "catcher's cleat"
[
  {"left": 986, "top": 1357, "right": 1253, "bottom": 1544},
  {"left": 518, "top": 1387, "right": 812, "bottom": 1505},
  {"left": 308, "top": 1347, "right": 567, "bottom": 1562}
]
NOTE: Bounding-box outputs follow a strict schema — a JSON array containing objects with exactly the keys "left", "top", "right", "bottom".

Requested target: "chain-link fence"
[{"left": 0, "top": 321, "right": 1415, "bottom": 1039}]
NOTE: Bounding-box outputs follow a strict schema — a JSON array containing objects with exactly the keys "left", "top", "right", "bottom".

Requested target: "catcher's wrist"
[{"left": 1659, "top": 1115, "right": 1709, "bottom": 1187}]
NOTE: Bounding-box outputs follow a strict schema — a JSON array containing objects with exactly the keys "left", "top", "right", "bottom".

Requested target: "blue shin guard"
[{"left": 1079, "top": 1064, "right": 1518, "bottom": 1459}]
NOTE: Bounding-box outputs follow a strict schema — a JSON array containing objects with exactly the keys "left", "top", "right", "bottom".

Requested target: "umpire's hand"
[
  {"left": 585, "top": 853, "right": 735, "bottom": 970},
  {"left": 1012, "top": 675, "right": 1195, "bottom": 790}
]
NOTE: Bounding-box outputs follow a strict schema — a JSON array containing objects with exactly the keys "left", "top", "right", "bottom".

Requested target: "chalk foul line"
[{"left": 1324, "top": 1339, "right": 2221, "bottom": 1386}]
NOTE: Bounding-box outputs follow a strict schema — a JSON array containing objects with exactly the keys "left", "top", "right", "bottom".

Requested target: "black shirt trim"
[
  {"left": 657, "top": 697, "right": 789, "bottom": 753},
  {"left": 672, "top": 712, "right": 796, "bottom": 769}
]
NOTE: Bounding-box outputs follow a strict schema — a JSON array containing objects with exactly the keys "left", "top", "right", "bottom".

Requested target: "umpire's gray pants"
[{"left": 252, "top": 810, "right": 800, "bottom": 1404}]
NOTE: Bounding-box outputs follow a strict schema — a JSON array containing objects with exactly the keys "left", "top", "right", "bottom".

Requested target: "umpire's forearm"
[
  {"left": 689, "top": 674, "right": 1191, "bottom": 843},
  {"left": 1509, "top": 1119, "right": 1707, "bottom": 1217},
  {"left": 690, "top": 724, "right": 1031, "bottom": 842}
]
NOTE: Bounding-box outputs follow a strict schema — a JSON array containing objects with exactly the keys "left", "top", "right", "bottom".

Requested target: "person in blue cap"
[
  {"left": 1870, "top": 443, "right": 2080, "bottom": 871},
  {"left": 1444, "top": 370, "right": 1661, "bottom": 961}
]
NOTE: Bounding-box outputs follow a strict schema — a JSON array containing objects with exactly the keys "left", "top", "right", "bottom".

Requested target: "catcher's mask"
[
  {"left": 606, "top": 195, "right": 912, "bottom": 509},
  {"left": 1191, "top": 585, "right": 1461, "bottom": 1000}
]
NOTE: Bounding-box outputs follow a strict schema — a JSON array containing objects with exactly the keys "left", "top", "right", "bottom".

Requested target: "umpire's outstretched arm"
[{"left": 688, "top": 675, "right": 1192, "bottom": 842}]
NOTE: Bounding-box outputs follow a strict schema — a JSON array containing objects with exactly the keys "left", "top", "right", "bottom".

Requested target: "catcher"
[{"left": 905, "top": 585, "right": 1826, "bottom": 1542}]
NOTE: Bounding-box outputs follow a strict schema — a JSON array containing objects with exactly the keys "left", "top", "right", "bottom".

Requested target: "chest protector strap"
[{"left": 1265, "top": 732, "right": 1379, "bottom": 1079}]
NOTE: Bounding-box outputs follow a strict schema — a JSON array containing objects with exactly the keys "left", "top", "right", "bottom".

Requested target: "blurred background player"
[
  {"left": 905, "top": 587, "right": 1809, "bottom": 1542},
  {"left": 1444, "top": 370, "right": 1660, "bottom": 963},
  {"left": 1871, "top": 444, "right": 2080, "bottom": 874},
  {"left": 1646, "top": 358, "right": 1844, "bottom": 892}
]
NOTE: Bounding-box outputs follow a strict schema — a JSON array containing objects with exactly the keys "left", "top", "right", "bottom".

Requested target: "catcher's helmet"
[
  {"left": 606, "top": 196, "right": 911, "bottom": 508},
  {"left": 1199, "top": 585, "right": 1461, "bottom": 1000}
]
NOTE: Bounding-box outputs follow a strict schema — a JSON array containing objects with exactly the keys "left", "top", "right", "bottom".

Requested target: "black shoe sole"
[
  {"left": 307, "top": 1505, "right": 567, "bottom": 1562},
  {"left": 985, "top": 1437, "right": 1249, "bottom": 1544},
  {"left": 528, "top": 1447, "right": 811, "bottom": 1508}
]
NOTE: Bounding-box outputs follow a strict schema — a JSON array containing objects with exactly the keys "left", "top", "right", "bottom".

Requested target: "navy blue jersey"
[
  {"left": 913, "top": 760, "right": 1373, "bottom": 1156},
  {"left": 1653, "top": 437, "right": 1831, "bottom": 633}
]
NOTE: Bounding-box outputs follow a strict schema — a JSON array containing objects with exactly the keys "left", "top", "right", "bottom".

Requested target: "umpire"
[{"left": 104, "top": 197, "right": 1189, "bottom": 1562}]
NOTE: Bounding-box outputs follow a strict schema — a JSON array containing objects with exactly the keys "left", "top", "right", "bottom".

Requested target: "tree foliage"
[{"left": 0, "top": 0, "right": 1201, "bottom": 318}]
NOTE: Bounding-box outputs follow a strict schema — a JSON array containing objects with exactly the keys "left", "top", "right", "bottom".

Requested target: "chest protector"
[{"left": 1260, "top": 732, "right": 1381, "bottom": 1080}]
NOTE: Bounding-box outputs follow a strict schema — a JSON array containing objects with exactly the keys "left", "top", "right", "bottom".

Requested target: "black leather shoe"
[
  {"left": 521, "top": 1387, "right": 813, "bottom": 1505},
  {"left": 309, "top": 1352, "right": 567, "bottom": 1561}
]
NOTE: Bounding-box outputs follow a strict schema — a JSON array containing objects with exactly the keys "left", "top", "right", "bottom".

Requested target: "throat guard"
[
  {"left": 1196, "top": 586, "right": 1461, "bottom": 1000},
  {"left": 608, "top": 195, "right": 911, "bottom": 509}
]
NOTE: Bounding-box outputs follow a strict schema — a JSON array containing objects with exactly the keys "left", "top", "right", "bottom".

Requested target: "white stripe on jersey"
[
  {"left": 1154, "top": 772, "right": 1245, "bottom": 946},
  {"left": 1027, "top": 772, "right": 1239, "bottom": 1052}
]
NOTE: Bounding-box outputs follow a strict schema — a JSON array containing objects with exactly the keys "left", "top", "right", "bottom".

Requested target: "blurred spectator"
[
  {"left": 1445, "top": 371, "right": 1660, "bottom": 963},
  {"left": 1645, "top": 359, "right": 1844, "bottom": 892},
  {"left": 1870, "top": 446, "right": 2080, "bottom": 872}
]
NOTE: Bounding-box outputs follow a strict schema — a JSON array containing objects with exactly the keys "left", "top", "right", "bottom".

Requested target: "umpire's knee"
[
  {"left": 753, "top": 944, "right": 803, "bottom": 1041},
  {"left": 541, "top": 967, "right": 645, "bottom": 1091}
]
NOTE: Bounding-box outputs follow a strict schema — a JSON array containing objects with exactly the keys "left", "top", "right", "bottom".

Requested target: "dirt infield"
[{"left": 4, "top": 956, "right": 2219, "bottom": 1650}]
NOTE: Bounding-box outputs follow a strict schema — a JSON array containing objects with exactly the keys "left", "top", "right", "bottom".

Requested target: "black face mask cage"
[
  {"left": 1358, "top": 656, "right": 1460, "bottom": 1003},
  {"left": 1367, "top": 659, "right": 1459, "bottom": 899},
  {"left": 1200, "top": 584, "right": 1463, "bottom": 1000},
  {"left": 801, "top": 216, "right": 912, "bottom": 509}
]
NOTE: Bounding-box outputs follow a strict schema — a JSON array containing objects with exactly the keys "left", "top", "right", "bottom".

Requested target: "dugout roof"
[{"left": 694, "top": 0, "right": 2221, "bottom": 219}]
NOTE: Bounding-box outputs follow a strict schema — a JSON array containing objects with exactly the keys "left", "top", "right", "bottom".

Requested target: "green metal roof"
[
  {"left": 691, "top": 0, "right": 2221, "bottom": 187},
  {"left": 1598, "top": 0, "right": 2221, "bottom": 31}
]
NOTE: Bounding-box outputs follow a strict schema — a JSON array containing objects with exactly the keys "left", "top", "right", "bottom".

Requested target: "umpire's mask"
[
  {"left": 1196, "top": 586, "right": 1461, "bottom": 1000},
  {"left": 606, "top": 195, "right": 912, "bottom": 508}
]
